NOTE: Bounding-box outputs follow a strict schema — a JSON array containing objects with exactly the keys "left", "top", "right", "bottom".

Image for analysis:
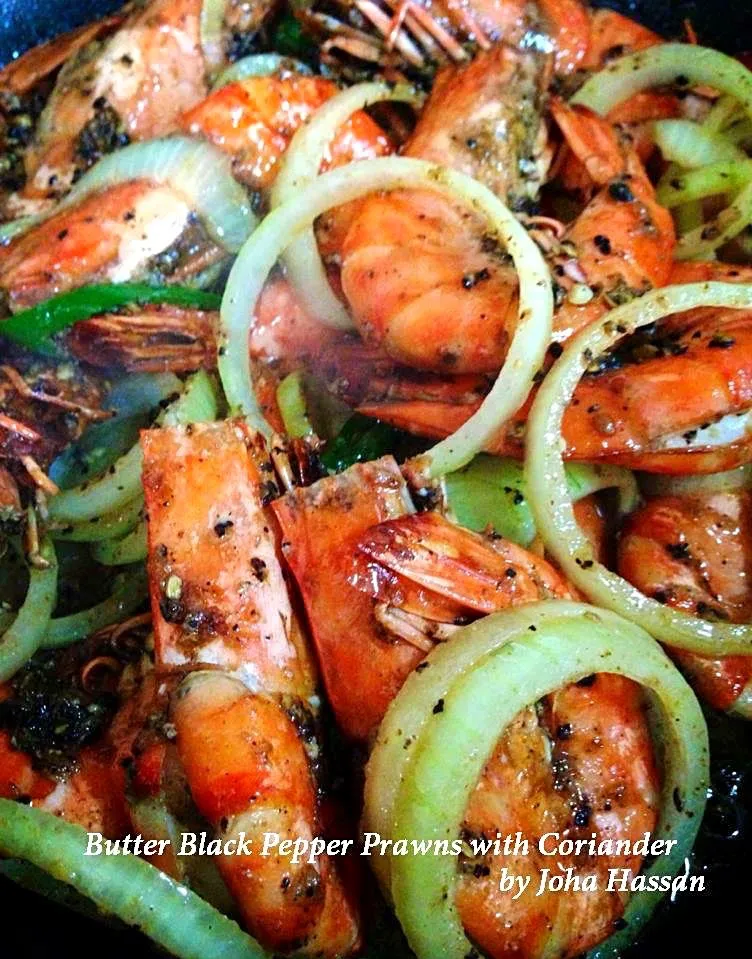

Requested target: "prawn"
[
  {"left": 618, "top": 488, "right": 752, "bottom": 716},
  {"left": 272, "top": 458, "right": 660, "bottom": 958},
  {"left": 0, "top": 179, "right": 224, "bottom": 311},
  {"left": 139, "top": 419, "right": 360, "bottom": 956},
  {"left": 294, "top": 0, "right": 590, "bottom": 80},
  {"left": 336, "top": 62, "right": 673, "bottom": 372},
  {"left": 0, "top": 353, "right": 105, "bottom": 495},
  {"left": 0, "top": 15, "right": 124, "bottom": 212},
  {"left": 359, "top": 296, "right": 752, "bottom": 473},
  {"left": 8, "top": 0, "right": 277, "bottom": 213},
  {"left": 67, "top": 304, "right": 218, "bottom": 373},
  {"left": 182, "top": 71, "right": 393, "bottom": 191},
  {"left": 337, "top": 41, "right": 550, "bottom": 373}
]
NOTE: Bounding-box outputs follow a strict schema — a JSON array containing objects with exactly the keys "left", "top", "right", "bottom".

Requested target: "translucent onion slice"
[
  {"left": 199, "top": 0, "right": 228, "bottom": 77},
  {"left": 652, "top": 119, "right": 746, "bottom": 168},
  {"left": 90, "top": 522, "right": 148, "bottom": 566},
  {"left": 573, "top": 44, "right": 752, "bottom": 259},
  {"left": 657, "top": 160, "right": 752, "bottom": 207},
  {"left": 51, "top": 496, "right": 145, "bottom": 543},
  {"left": 212, "top": 53, "right": 311, "bottom": 91},
  {"left": 525, "top": 282, "right": 752, "bottom": 655},
  {"left": 222, "top": 156, "right": 553, "bottom": 472},
  {"left": 0, "top": 216, "right": 37, "bottom": 244},
  {"left": 276, "top": 371, "right": 314, "bottom": 438},
  {"left": 0, "top": 537, "right": 57, "bottom": 682},
  {"left": 48, "top": 371, "right": 218, "bottom": 525},
  {"left": 640, "top": 463, "right": 752, "bottom": 498},
  {"left": 675, "top": 178, "right": 752, "bottom": 260},
  {"left": 0, "top": 800, "right": 266, "bottom": 959},
  {"left": 572, "top": 44, "right": 752, "bottom": 120},
  {"left": 704, "top": 94, "right": 744, "bottom": 133},
  {"left": 444, "top": 455, "right": 638, "bottom": 547},
  {"left": 364, "top": 601, "right": 708, "bottom": 959},
  {"left": 9, "top": 139, "right": 255, "bottom": 252},
  {"left": 270, "top": 82, "right": 422, "bottom": 330},
  {"left": 41, "top": 567, "right": 148, "bottom": 650}
]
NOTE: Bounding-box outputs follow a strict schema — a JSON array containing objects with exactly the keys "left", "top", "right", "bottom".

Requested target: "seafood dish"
[{"left": 1, "top": 0, "right": 752, "bottom": 955}]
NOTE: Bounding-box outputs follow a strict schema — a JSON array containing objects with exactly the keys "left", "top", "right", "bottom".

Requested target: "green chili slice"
[{"left": 0, "top": 283, "right": 221, "bottom": 356}]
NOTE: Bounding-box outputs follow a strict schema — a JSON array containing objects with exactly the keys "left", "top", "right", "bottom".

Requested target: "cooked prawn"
[
  {"left": 174, "top": 671, "right": 359, "bottom": 954},
  {"left": 0, "top": 354, "right": 105, "bottom": 497},
  {"left": 0, "top": 15, "right": 124, "bottom": 214},
  {"left": 182, "top": 72, "right": 392, "bottom": 191},
  {"left": 337, "top": 55, "right": 673, "bottom": 372},
  {"left": 140, "top": 419, "right": 360, "bottom": 956},
  {"left": 336, "top": 42, "right": 548, "bottom": 373},
  {"left": 360, "top": 304, "right": 752, "bottom": 473},
  {"left": 273, "top": 459, "right": 660, "bottom": 958},
  {"left": 457, "top": 672, "right": 659, "bottom": 959},
  {"left": 67, "top": 304, "right": 218, "bottom": 373},
  {"left": 13, "top": 0, "right": 275, "bottom": 211},
  {"left": 296, "top": 0, "right": 590, "bottom": 79},
  {"left": 0, "top": 16, "right": 123, "bottom": 98},
  {"left": 618, "top": 489, "right": 752, "bottom": 714},
  {"left": 0, "top": 180, "right": 224, "bottom": 310}
]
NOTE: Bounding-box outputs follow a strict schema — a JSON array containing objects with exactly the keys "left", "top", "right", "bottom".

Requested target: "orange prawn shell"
[
  {"left": 272, "top": 457, "right": 424, "bottom": 742},
  {"left": 141, "top": 420, "right": 316, "bottom": 693},
  {"left": 181, "top": 74, "right": 392, "bottom": 190},
  {"left": 618, "top": 490, "right": 752, "bottom": 712},
  {"left": 173, "top": 671, "right": 360, "bottom": 956}
]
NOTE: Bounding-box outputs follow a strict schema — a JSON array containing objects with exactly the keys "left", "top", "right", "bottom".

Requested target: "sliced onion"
[
  {"left": 54, "top": 138, "right": 255, "bottom": 252},
  {"left": 574, "top": 46, "right": 752, "bottom": 260},
  {"left": 41, "top": 567, "right": 148, "bottom": 650},
  {"left": 657, "top": 160, "right": 752, "bottom": 207},
  {"left": 0, "top": 216, "right": 39, "bottom": 244},
  {"left": 524, "top": 282, "right": 752, "bottom": 655},
  {"left": 675, "top": 178, "right": 752, "bottom": 259},
  {"left": 0, "top": 537, "right": 57, "bottom": 682},
  {"left": 200, "top": 0, "right": 228, "bottom": 77},
  {"left": 212, "top": 53, "right": 311, "bottom": 91},
  {"left": 704, "top": 94, "right": 744, "bottom": 133},
  {"left": 444, "top": 455, "right": 638, "bottom": 547},
  {"left": 222, "top": 156, "right": 553, "bottom": 466},
  {"left": 270, "top": 82, "right": 422, "bottom": 331},
  {"left": 48, "top": 371, "right": 218, "bottom": 525},
  {"left": 573, "top": 44, "right": 752, "bottom": 120},
  {"left": 727, "top": 117, "right": 752, "bottom": 146},
  {"left": 640, "top": 463, "right": 752, "bottom": 497},
  {"left": 0, "top": 799, "right": 266, "bottom": 959},
  {"left": 90, "top": 522, "right": 147, "bottom": 566},
  {"left": 652, "top": 119, "right": 746, "bottom": 168},
  {"left": 51, "top": 497, "right": 144, "bottom": 543},
  {"left": 364, "top": 600, "right": 708, "bottom": 959},
  {"left": 276, "top": 371, "right": 314, "bottom": 438}
]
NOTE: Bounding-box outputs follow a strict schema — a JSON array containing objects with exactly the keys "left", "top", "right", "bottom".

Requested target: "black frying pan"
[{"left": 1, "top": 1, "right": 751, "bottom": 957}]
